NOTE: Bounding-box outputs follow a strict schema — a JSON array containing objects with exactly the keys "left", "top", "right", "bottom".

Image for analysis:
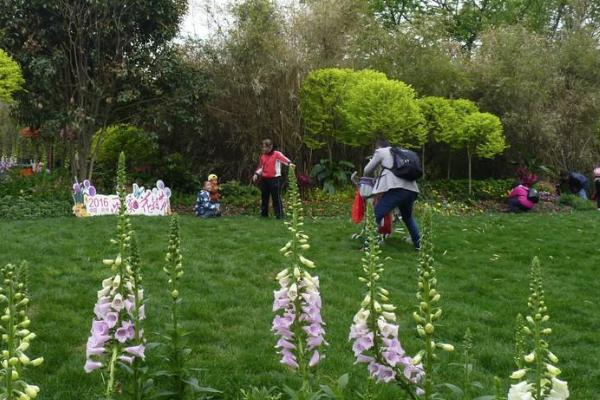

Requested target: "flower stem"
[
  {"left": 6, "top": 277, "right": 14, "bottom": 400},
  {"left": 105, "top": 345, "right": 118, "bottom": 400}
]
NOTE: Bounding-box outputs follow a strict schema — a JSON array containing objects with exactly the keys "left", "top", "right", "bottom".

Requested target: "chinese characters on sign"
[{"left": 72, "top": 180, "right": 171, "bottom": 217}]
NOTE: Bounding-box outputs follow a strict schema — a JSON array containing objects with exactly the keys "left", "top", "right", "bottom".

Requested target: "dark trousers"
[
  {"left": 596, "top": 180, "right": 600, "bottom": 208},
  {"left": 374, "top": 188, "right": 420, "bottom": 248},
  {"left": 508, "top": 197, "right": 529, "bottom": 212},
  {"left": 261, "top": 177, "right": 283, "bottom": 218}
]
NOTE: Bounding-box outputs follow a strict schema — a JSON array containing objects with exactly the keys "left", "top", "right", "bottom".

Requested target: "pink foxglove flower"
[
  {"left": 349, "top": 204, "right": 424, "bottom": 396},
  {"left": 272, "top": 165, "right": 327, "bottom": 377}
]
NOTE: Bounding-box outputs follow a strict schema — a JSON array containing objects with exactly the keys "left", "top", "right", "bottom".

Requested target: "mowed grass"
[{"left": 1, "top": 212, "right": 599, "bottom": 399}]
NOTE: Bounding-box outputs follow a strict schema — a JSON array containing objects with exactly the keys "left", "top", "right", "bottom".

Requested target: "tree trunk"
[
  {"left": 447, "top": 151, "right": 452, "bottom": 180},
  {"left": 467, "top": 148, "right": 472, "bottom": 196}
]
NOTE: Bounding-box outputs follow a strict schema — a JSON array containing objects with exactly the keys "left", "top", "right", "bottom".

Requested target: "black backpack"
[
  {"left": 527, "top": 188, "right": 540, "bottom": 203},
  {"left": 386, "top": 147, "right": 423, "bottom": 181}
]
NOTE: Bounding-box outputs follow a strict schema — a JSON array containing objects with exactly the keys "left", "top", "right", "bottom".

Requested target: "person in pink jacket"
[
  {"left": 593, "top": 165, "right": 600, "bottom": 210},
  {"left": 507, "top": 183, "right": 534, "bottom": 212}
]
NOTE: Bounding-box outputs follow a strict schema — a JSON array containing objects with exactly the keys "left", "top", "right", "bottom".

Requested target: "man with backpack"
[{"left": 363, "top": 139, "right": 422, "bottom": 250}]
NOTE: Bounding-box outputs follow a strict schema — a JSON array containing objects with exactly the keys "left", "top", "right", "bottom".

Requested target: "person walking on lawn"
[
  {"left": 363, "top": 139, "right": 421, "bottom": 250},
  {"left": 252, "top": 139, "right": 293, "bottom": 219}
]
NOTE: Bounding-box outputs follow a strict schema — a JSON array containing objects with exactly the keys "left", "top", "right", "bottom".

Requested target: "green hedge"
[
  {"left": 0, "top": 195, "right": 72, "bottom": 219},
  {"left": 420, "top": 179, "right": 514, "bottom": 202}
]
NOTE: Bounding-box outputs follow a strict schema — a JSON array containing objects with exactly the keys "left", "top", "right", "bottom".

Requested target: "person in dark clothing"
[
  {"left": 252, "top": 139, "right": 293, "bottom": 219},
  {"left": 559, "top": 171, "right": 589, "bottom": 199}
]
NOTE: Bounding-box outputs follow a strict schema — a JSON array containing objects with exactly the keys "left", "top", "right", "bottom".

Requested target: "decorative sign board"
[{"left": 72, "top": 180, "right": 171, "bottom": 217}]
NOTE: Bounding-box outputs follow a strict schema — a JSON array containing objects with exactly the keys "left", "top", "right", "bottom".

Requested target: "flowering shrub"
[
  {"left": 508, "top": 257, "right": 569, "bottom": 400},
  {"left": 272, "top": 165, "right": 327, "bottom": 391},
  {"left": 0, "top": 155, "right": 16, "bottom": 174},
  {"left": 0, "top": 262, "right": 43, "bottom": 400}
]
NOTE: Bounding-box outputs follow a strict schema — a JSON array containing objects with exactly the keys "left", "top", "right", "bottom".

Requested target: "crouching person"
[
  {"left": 507, "top": 183, "right": 535, "bottom": 212},
  {"left": 195, "top": 181, "right": 221, "bottom": 218}
]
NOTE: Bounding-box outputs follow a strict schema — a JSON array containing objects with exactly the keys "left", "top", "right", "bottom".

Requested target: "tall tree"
[
  {"left": 0, "top": 0, "right": 187, "bottom": 180},
  {"left": 300, "top": 68, "right": 353, "bottom": 155}
]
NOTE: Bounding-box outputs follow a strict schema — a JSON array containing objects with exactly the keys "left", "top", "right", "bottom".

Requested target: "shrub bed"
[{"left": 0, "top": 195, "right": 72, "bottom": 219}]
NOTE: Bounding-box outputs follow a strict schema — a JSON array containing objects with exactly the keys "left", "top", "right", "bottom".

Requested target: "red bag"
[
  {"left": 378, "top": 213, "right": 392, "bottom": 235},
  {"left": 351, "top": 190, "right": 365, "bottom": 224}
]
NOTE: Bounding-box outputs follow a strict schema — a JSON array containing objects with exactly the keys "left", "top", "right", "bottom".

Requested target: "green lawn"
[{"left": 1, "top": 212, "right": 599, "bottom": 399}]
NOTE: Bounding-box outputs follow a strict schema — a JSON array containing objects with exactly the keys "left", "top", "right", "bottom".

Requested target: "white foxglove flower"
[
  {"left": 546, "top": 377, "right": 569, "bottom": 400},
  {"left": 508, "top": 381, "right": 534, "bottom": 400}
]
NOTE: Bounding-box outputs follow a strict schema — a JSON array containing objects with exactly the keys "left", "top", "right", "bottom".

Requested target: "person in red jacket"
[{"left": 252, "top": 139, "right": 293, "bottom": 219}]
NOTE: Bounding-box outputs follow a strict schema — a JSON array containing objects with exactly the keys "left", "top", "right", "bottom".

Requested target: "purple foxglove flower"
[
  {"left": 115, "top": 327, "right": 130, "bottom": 343},
  {"left": 114, "top": 320, "right": 135, "bottom": 343},
  {"left": 92, "top": 320, "right": 109, "bottom": 336},
  {"left": 355, "top": 354, "right": 375, "bottom": 364},
  {"left": 124, "top": 344, "right": 145, "bottom": 359},
  {"left": 351, "top": 331, "right": 374, "bottom": 356},
  {"left": 125, "top": 298, "right": 135, "bottom": 315},
  {"left": 280, "top": 349, "right": 299, "bottom": 369},
  {"left": 103, "top": 312, "right": 119, "bottom": 329},
  {"left": 276, "top": 338, "right": 296, "bottom": 350},
  {"left": 273, "top": 298, "right": 289, "bottom": 312},
  {"left": 349, "top": 322, "right": 370, "bottom": 339},
  {"left": 377, "top": 318, "right": 399, "bottom": 338},
  {"left": 84, "top": 359, "right": 103, "bottom": 373},
  {"left": 382, "top": 350, "right": 402, "bottom": 367},
  {"left": 307, "top": 335, "right": 325, "bottom": 350},
  {"left": 119, "top": 355, "right": 134, "bottom": 365},
  {"left": 88, "top": 333, "right": 110, "bottom": 348},
  {"left": 111, "top": 294, "right": 124, "bottom": 311},
  {"left": 86, "top": 342, "right": 106, "bottom": 358},
  {"left": 138, "top": 304, "right": 145, "bottom": 320},
  {"left": 382, "top": 338, "right": 404, "bottom": 354},
  {"left": 94, "top": 302, "right": 111, "bottom": 319},
  {"left": 373, "top": 363, "right": 395, "bottom": 383},
  {"left": 274, "top": 287, "right": 288, "bottom": 300},
  {"left": 308, "top": 350, "right": 321, "bottom": 367},
  {"left": 303, "top": 323, "right": 324, "bottom": 337}
]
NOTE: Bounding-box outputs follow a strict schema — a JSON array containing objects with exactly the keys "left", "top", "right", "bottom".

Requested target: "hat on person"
[{"left": 208, "top": 174, "right": 218, "bottom": 181}]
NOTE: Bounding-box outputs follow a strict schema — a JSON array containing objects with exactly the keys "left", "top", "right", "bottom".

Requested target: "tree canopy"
[{"left": 0, "top": 49, "right": 23, "bottom": 105}]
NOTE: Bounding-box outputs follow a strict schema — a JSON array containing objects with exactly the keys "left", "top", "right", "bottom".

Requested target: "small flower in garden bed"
[
  {"left": 508, "top": 257, "right": 569, "bottom": 400},
  {"left": 272, "top": 165, "right": 327, "bottom": 387},
  {"left": 349, "top": 203, "right": 425, "bottom": 398},
  {"left": 0, "top": 262, "right": 43, "bottom": 400}
]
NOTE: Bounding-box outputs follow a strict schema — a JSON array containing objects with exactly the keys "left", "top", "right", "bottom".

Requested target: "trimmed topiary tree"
[
  {"left": 459, "top": 111, "right": 506, "bottom": 194},
  {"left": 340, "top": 70, "right": 426, "bottom": 148}
]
